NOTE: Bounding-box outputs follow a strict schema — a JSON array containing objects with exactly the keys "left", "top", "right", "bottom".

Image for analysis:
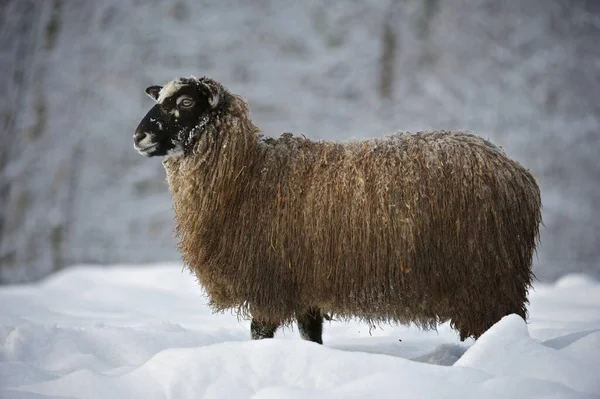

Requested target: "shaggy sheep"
[{"left": 133, "top": 76, "right": 542, "bottom": 343}]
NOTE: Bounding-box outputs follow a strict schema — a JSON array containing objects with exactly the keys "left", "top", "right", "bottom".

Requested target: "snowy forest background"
[{"left": 0, "top": 0, "right": 598, "bottom": 284}]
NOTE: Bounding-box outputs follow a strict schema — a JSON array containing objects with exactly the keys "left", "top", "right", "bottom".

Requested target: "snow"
[{"left": 1, "top": 265, "right": 599, "bottom": 398}]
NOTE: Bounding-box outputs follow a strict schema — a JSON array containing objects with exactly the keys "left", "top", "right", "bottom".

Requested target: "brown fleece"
[{"left": 163, "top": 91, "right": 542, "bottom": 340}]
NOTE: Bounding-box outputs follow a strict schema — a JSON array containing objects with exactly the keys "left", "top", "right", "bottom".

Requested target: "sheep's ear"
[
  {"left": 207, "top": 92, "right": 220, "bottom": 108},
  {"left": 145, "top": 86, "right": 162, "bottom": 102},
  {"left": 198, "top": 80, "right": 221, "bottom": 108}
]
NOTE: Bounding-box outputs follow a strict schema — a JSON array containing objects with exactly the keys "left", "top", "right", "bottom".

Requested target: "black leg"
[
  {"left": 297, "top": 307, "right": 323, "bottom": 344},
  {"left": 250, "top": 318, "right": 279, "bottom": 340}
]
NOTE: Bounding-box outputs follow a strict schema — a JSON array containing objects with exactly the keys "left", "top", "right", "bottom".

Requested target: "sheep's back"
[
  {"left": 167, "top": 129, "right": 541, "bottom": 327},
  {"left": 268, "top": 131, "right": 540, "bottom": 325}
]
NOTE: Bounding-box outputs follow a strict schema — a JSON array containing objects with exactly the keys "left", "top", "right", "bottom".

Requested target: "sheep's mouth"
[{"left": 134, "top": 143, "right": 158, "bottom": 156}]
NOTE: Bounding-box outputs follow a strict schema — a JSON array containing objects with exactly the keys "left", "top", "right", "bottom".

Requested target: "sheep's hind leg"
[
  {"left": 297, "top": 307, "right": 323, "bottom": 344},
  {"left": 453, "top": 300, "right": 528, "bottom": 340},
  {"left": 250, "top": 318, "right": 279, "bottom": 340}
]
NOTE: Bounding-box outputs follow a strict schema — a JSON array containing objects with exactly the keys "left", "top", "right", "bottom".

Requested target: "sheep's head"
[{"left": 134, "top": 76, "right": 226, "bottom": 157}]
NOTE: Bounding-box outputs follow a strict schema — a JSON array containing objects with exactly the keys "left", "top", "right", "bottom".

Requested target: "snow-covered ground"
[{"left": 1, "top": 264, "right": 599, "bottom": 399}]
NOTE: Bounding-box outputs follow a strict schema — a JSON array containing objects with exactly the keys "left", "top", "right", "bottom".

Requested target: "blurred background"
[{"left": 0, "top": 0, "right": 598, "bottom": 284}]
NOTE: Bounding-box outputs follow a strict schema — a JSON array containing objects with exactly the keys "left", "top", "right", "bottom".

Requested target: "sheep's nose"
[{"left": 133, "top": 130, "right": 147, "bottom": 145}]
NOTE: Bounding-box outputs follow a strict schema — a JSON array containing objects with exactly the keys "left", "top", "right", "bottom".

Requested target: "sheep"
[{"left": 133, "top": 76, "right": 542, "bottom": 343}]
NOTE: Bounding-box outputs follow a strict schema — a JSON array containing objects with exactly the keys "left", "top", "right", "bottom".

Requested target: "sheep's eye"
[{"left": 179, "top": 98, "right": 194, "bottom": 108}]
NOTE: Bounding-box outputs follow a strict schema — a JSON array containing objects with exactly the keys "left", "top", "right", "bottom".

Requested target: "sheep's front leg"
[
  {"left": 250, "top": 318, "right": 279, "bottom": 340},
  {"left": 297, "top": 307, "right": 323, "bottom": 344}
]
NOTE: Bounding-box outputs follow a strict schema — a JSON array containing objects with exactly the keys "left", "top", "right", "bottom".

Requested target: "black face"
[{"left": 133, "top": 77, "right": 221, "bottom": 157}]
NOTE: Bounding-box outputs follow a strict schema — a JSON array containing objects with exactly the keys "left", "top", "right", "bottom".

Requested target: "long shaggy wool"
[{"left": 164, "top": 93, "right": 542, "bottom": 340}]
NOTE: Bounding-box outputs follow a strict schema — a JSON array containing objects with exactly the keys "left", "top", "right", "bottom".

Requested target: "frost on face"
[{"left": 149, "top": 117, "right": 163, "bottom": 131}]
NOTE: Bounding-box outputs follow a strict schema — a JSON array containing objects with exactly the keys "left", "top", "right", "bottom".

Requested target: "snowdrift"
[{"left": 1, "top": 264, "right": 599, "bottom": 398}]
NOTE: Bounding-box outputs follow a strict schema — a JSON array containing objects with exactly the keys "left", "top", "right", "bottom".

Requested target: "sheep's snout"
[
  {"left": 133, "top": 125, "right": 157, "bottom": 156},
  {"left": 134, "top": 104, "right": 176, "bottom": 157},
  {"left": 133, "top": 130, "right": 148, "bottom": 146}
]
